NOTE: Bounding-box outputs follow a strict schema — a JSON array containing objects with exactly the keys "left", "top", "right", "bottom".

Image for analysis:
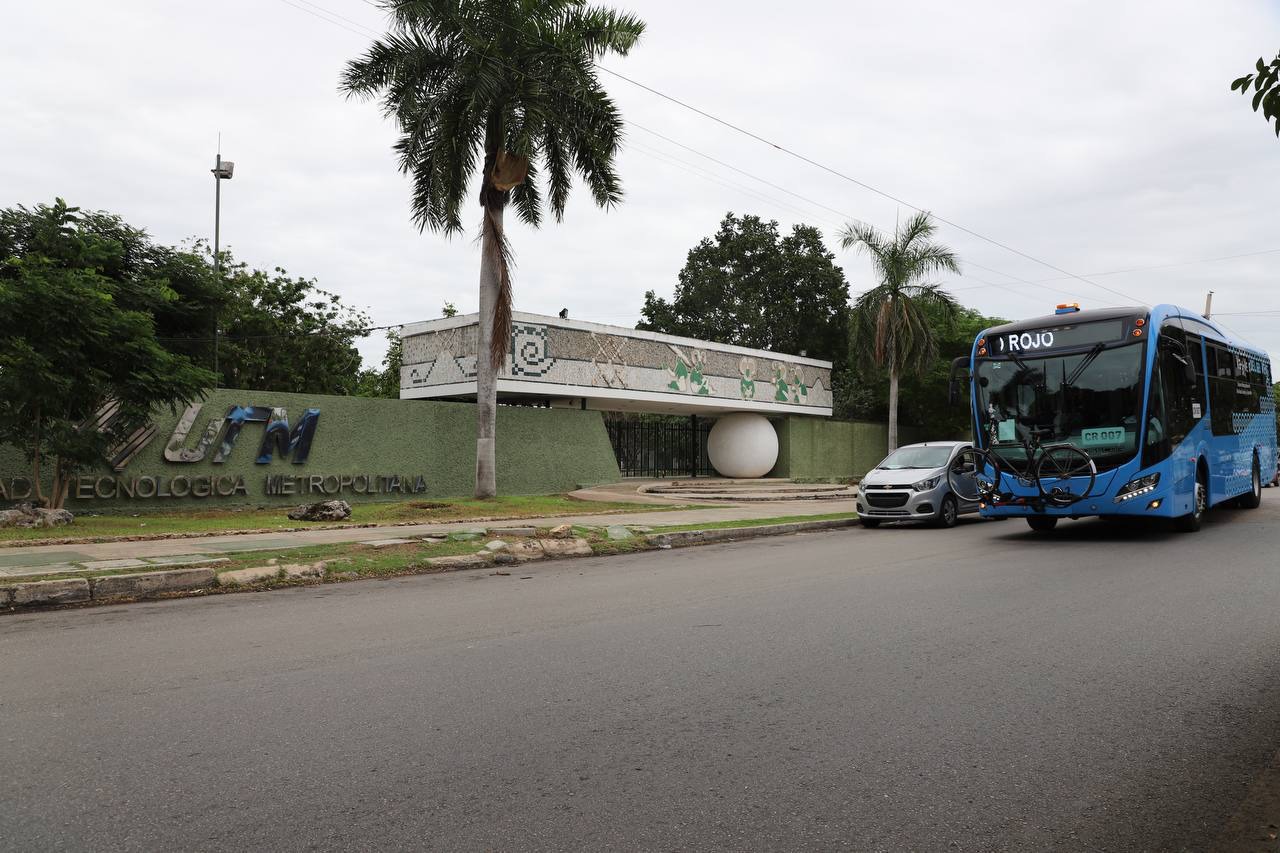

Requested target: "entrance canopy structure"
[{"left": 399, "top": 312, "right": 833, "bottom": 417}]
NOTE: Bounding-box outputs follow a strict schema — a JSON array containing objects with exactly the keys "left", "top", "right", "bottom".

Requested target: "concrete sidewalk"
[{"left": 0, "top": 498, "right": 852, "bottom": 578}]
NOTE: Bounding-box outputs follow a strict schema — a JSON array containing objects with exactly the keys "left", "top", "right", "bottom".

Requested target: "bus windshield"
[{"left": 974, "top": 341, "right": 1146, "bottom": 470}]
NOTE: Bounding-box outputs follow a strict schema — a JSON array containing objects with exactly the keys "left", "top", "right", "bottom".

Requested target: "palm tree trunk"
[
  {"left": 887, "top": 367, "right": 900, "bottom": 452},
  {"left": 474, "top": 203, "right": 502, "bottom": 500}
]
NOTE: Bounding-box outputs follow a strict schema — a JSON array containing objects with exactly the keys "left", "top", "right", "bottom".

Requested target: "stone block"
[
  {"left": 605, "top": 526, "right": 633, "bottom": 541},
  {"left": 362, "top": 538, "right": 416, "bottom": 548},
  {"left": 287, "top": 500, "right": 352, "bottom": 522},
  {"left": 548, "top": 524, "right": 574, "bottom": 538},
  {"left": 448, "top": 531, "right": 484, "bottom": 541},
  {"left": 11, "top": 578, "right": 90, "bottom": 606},
  {"left": 537, "top": 538, "right": 592, "bottom": 557},
  {"left": 507, "top": 540, "right": 546, "bottom": 561},
  {"left": 427, "top": 554, "right": 489, "bottom": 570},
  {"left": 217, "top": 565, "right": 281, "bottom": 586},
  {"left": 282, "top": 563, "right": 324, "bottom": 579},
  {"left": 0, "top": 585, "right": 13, "bottom": 607},
  {"left": 90, "top": 568, "right": 215, "bottom": 599},
  {"left": 484, "top": 540, "right": 510, "bottom": 552}
]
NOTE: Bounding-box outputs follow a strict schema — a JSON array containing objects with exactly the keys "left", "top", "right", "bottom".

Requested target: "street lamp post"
[{"left": 211, "top": 153, "right": 234, "bottom": 384}]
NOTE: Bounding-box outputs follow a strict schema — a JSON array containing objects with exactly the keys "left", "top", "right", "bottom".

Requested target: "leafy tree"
[
  {"left": 840, "top": 212, "right": 960, "bottom": 451},
  {"left": 442, "top": 301, "right": 458, "bottom": 318},
  {"left": 216, "top": 259, "right": 370, "bottom": 395},
  {"left": 0, "top": 200, "right": 213, "bottom": 508},
  {"left": 839, "top": 305, "right": 1006, "bottom": 438},
  {"left": 356, "top": 328, "right": 405, "bottom": 399},
  {"left": 341, "top": 0, "right": 645, "bottom": 498},
  {"left": 1231, "top": 52, "right": 1280, "bottom": 138},
  {"left": 638, "top": 213, "right": 851, "bottom": 365}
]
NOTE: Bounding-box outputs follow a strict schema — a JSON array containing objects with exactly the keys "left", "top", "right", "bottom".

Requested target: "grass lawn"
[{"left": 0, "top": 494, "right": 691, "bottom": 544}]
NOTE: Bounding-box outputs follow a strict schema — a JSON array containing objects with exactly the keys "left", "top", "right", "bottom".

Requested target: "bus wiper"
[{"left": 1064, "top": 343, "right": 1105, "bottom": 389}]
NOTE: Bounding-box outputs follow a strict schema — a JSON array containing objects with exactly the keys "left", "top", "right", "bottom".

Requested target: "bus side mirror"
[
  {"left": 948, "top": 356, "right": 970, "bottom": 407},
  {"left": 1166, "top": 340, "right": 1197, "bottom": 384}
]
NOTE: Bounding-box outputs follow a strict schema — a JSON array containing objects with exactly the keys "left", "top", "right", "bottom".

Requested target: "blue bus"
[{"left": 948, "top": 304, "right": 1276, "bottom": 532}]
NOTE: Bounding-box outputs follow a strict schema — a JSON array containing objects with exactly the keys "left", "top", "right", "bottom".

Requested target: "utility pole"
[
  {"left": 1203, "top": 290, "right": 1214, "bottom": 320},
  {"left": 211, "top": 142, "right": 235, "bottom": 386}
]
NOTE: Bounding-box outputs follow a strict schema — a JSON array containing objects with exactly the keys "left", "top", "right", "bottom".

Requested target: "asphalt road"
[{"left": 4, "top": 504, "right": 1280, "bottom": 851}]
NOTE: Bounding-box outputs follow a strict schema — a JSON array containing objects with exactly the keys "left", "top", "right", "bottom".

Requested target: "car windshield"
[
  {"left": 974, "top": 341, "right": 1146, "bottom": 470},
  {"left": 878, "top": 446, "right": 953, "bottom": 470}
]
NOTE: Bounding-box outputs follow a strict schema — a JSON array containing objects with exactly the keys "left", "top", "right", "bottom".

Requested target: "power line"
[
  {"left": 310, "top": 0, "right": 1277, "bottom": 318},
  {"left": 425, "top": 3, "right": 1151, "bottom": 305},
  {"left": 333, "top": 2, "right": 1121, "bottom": 303},
  {"left": 275, "top": 0, "right": 377, "bottom": 38}
]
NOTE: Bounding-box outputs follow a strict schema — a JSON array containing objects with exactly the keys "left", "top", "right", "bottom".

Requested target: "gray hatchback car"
[{"left": 857, "top": 441, "right": 979, "bottom": 528}]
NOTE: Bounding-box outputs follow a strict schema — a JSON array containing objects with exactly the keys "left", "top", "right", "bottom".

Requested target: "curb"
[
  {"left": 91, "top": 568, "right": 216, "bottom": 600},
  {"left": 1, "top": 519, "right": 856, "bottom": 613},
  {"left": 645, "top": 517, "right": 858, "bottom": 548}
]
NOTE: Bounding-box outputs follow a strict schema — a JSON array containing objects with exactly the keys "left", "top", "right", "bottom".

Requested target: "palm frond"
[
  {"left": 342, "top": 0, "right": 641, "bottom": 234},
  {"left": 843, "top": 212, "right": 960, "bottom": 378}
]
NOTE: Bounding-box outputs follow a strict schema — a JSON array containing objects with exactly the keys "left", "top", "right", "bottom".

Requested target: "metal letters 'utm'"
[{"left": 164, "top": 404, "right": 321, "bottom": 464}]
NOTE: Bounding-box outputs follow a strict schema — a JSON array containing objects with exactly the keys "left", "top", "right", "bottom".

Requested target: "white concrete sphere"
[{"left": 707, "top": 413, "right": 779, "bottom": 479}]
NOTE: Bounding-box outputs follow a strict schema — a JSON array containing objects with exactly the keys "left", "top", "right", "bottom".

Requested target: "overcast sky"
[{"left": 5, "top": 0, "right": 1279, "bottom": 367}]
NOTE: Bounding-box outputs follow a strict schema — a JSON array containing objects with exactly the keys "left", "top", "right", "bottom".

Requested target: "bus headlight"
[
  {"left": 1115, "top": 472, "right": 1160, "bottom": 502},
  {"left": 913, "top": 475, "right": 942, "bottom": 491}
]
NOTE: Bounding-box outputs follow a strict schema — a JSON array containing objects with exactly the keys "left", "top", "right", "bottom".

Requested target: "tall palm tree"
[
  {"left": 341, "top": 0, "right": 644, "bottom": 498},
  {"left": 840, "top": 212, "right": 960, "bottom": 451}
]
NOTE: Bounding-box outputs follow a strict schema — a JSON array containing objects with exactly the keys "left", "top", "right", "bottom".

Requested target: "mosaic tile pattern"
[
  {"left": 402, "top": 318, "right": 833, "bottom": 409},
  {"left": 510, "top": 324, "right": 556, "bottom": 377}
]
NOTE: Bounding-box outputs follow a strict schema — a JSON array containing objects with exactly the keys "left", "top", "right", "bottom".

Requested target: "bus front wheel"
[
  {"left": 1174, "top": 466, "right": 1207, "bottom": 533},
  {"left": 1026, "top": 516, "right": 1058, "bottom": 532}
]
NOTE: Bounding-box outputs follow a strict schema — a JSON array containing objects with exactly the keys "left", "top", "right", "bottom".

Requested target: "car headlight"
[
  {"left": 1114, "top": 472, "right": 1160, "bottom": 502},
  {"left": 913, "top": 475, "right": 942, "bottom": 491}
]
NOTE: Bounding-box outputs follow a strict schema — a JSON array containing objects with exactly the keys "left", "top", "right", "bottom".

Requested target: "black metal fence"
[{"left": 605, "top": 415, "right": 715, "bottom": 478}]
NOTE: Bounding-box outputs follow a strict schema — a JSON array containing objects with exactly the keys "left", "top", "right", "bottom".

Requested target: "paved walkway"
[{"left": 0, "top": 493, "right": 852, "bottom": 578}]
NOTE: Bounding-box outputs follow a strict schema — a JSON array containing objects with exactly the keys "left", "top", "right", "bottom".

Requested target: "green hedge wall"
[
  {"left": 0, "top": 389, "right": 621, "bottom": 512},
  {"left": 771, "top": 416, "right": 950, "bottom": 480}
]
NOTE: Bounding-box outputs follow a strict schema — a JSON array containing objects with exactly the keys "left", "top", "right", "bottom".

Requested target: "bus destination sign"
[{"left": 991, "top": 319, "right": 1127, "bottom": 355}]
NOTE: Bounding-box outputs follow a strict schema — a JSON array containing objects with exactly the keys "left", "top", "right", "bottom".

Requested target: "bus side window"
[
  {"left": 1239, "top": 352, "right": 1266, "bottom": 418},
  {"left": 1156, "top": 329, "right": 1194, "bottom": 447},
  {"left": 1206, "top": 341, "right": 1237, "bottom": 436},
  {"left": 1172, "top": 319, "right": 1207, "bottom": 417},
  {"left": 1144, "top": 356, "right": 1172, "bottom": 467}
]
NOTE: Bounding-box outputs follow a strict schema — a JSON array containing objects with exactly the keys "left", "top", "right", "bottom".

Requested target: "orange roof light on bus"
[{"left": 1054, "top": 303, "right": 1081, "bottom": 315}]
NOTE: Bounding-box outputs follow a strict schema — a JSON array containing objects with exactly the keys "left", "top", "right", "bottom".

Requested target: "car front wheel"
[{"left": 936, "top": 495, "right": 959, "bottom": 528}]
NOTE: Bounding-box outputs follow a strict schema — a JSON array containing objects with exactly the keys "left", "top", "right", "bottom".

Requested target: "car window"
[{"left": 878, "top": 445, "right": 953, "bottom": 469}]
